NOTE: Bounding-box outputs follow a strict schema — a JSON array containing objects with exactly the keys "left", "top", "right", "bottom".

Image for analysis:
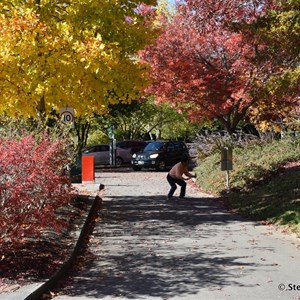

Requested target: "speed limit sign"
[{"left": 59, "top": 107, "right": 74, "bottom": 128}]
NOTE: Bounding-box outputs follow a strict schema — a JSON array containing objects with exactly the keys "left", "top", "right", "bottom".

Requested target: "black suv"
[{"left": 131, "top": 140, "right": 189, "bottom": 171}]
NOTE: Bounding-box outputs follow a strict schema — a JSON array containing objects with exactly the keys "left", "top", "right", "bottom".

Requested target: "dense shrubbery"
[
  {"left": 194, "top": 130, "right": 274, "bottom": 159},
  {"left": 0, "top": 132, "right": 73, "bottom": 246},
  {"left": 194, "top": 134, "right": 300, "bottom": 194},
  {"left": 194, "top": 134, "right": 300, "bottom": 234}
]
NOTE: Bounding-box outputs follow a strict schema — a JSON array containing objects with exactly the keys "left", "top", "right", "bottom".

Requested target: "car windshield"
[{"left": 144, "top": 142, "right": 165, "bottom": 151}]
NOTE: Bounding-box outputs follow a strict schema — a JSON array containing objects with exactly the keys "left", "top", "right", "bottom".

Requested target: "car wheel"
[
  {"left": 156, "top": 160, "right": 166, "bottom": 171},
  {"left": 116, "top": 156, "right": 123, "bottom": 166},
  {"left": 133, "top": 166, "right": 141, "bottom": 171}
]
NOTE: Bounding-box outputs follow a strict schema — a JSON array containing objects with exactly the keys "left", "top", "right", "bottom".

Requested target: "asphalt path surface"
[{"left": 55, "top": 169, "right": 300, "bottom": 300}]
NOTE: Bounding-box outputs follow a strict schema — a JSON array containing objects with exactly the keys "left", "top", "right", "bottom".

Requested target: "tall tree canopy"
[
  {"left": 239, "top": 0, "right": 300, "bottom": 127},
  {"left": 140, "top": 0, "right": 299, "bottom": 133},
  {"left": 0, "top": 0, "right": 157, "bottom": 119},
  {"left": 104, "top": 96, "right": 196, "bottom": 140}
]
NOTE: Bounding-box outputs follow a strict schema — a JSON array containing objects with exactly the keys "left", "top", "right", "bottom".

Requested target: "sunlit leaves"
[
  {"left": 141, "top": 0, "right": 300, "bottom": 133},
  {"left": 237, "top": 0, "right": 300, "bottom": 128},
  {"left": 141, "top": 0, "right": 270, "bottom": 133},
  {"left": 0, "top": 0, "right": 157, "bottom": 118}
]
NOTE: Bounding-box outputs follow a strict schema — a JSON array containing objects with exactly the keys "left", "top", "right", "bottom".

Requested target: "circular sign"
[
  {"left": 61, "top": 111, "right": 74, "bottom": 124},
  {"left": 60, "top": 107, "right": 74, "bottom": 127}
]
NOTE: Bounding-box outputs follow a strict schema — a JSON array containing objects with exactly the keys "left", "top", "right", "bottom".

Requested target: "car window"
[
  {"left": 85, "top": 146, "right": 96, "bottom": 153},
  {"left": 100, "top": 145, "right": 110, "bottom": 151},
  {"left": 116, "top": 141, "right": 128, "bottom": 149},
  {"left": 174, "top": 142, "right": 187, "bottom": 150},
  {"left": 167, "top": 143, "right": 175, "bottom": 152},
  {"left": 134, "top": 141, "right": 146, "bottom": 147},
  {"left": 174, "top": 142, "right": 181, "bottom": 150},
  {"left": 144, "top": 141, "right": 165, "bottom": 151}
]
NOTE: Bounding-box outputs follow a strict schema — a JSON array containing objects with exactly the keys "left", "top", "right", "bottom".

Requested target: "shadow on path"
[{"left": 60, "top": 195, "right": 275, "bottom": 299}]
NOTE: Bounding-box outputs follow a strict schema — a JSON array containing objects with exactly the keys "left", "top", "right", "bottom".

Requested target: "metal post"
[
  {"left": 226, "top": 168, "right": 230, "bottom": 193},
  {"left": 109, "top": 138, "right": 116, "bottom": 166},
  {"left": 113, "top": 138, "right": 116, "bottom": 166},
  {"left": 221, "top": 147, "right": 232, "bottom": 193}
]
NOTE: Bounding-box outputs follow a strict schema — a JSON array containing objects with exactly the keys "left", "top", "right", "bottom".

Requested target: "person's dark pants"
[{"left": 167, "top": 174, "right": 186, "bottom": 198}]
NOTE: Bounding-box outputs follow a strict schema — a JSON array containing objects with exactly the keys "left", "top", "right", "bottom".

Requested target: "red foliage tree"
[
  {"left": 0, "top": 133, "right": 73, "bottom": 246},
  {"left": 140, "top": 0, "right": 297, "bottom": 133}
]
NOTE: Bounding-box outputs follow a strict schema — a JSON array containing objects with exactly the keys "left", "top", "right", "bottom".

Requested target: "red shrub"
[{"left": 0, "top": 133, "right": 73, "bottom": 245}]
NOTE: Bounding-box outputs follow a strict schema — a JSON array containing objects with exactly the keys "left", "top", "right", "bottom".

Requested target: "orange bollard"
[{"left": 82, "top": 156, "right": 95, "bottom": 182}]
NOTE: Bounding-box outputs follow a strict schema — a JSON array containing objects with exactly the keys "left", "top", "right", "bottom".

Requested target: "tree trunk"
[
  {"left": 75, "top": 119, "right": 90, "bottom": 155},
  {"left": 156, "top": 128, "right": 161, "bottom": 139},
  {"left": 36, "top": 96, "right": 46, "bottom": 126}
]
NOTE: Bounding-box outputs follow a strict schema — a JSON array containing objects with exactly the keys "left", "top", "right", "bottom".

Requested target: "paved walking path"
[{"left": 55, "top": 171, "right": 300, "bottom": 300}]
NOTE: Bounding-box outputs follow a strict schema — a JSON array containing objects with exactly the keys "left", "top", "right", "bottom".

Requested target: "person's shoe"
[
  {"left": 167, "top": 197, "right": 172, "bottom": 200},
  {"left": 178, "top": 196, "right": 185, "bottom": 199}
]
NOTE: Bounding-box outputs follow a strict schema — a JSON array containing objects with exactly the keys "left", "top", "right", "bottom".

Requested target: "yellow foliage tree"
[{"left": 0, "top": 0, "right": 157, "bottom": 119}]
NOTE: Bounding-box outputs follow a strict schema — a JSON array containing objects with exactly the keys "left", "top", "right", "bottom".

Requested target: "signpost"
[
  {"left": 221, "top": 147, "right": 233, "bottom": 192},
  {"left": 59, "top": 107, "right": 75, "bottom": 128},
  {"left": 108, "top": 126, "right": 116, "bottom": 166}
]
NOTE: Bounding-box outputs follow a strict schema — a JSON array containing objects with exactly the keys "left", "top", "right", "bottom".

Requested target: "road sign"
[
  {"left": 221, "top": 147, "right": 233, "bottom": 171},
  {"left": 59, "top": 107, "right": 74, "bottom": 128},
  {"left": 221, "top": 147, "right": 233, "bottom": 193}
]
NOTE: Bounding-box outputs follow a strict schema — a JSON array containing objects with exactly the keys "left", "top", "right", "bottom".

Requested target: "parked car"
[
  {"left": 131, "top": 140, "right": 189, "bottom": 171},
  {"left": 82, "top": 144, "right": 132, "bottom": 166},
  {"left": 116, "top": 140, "right": 147, "bottom": 154}
]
